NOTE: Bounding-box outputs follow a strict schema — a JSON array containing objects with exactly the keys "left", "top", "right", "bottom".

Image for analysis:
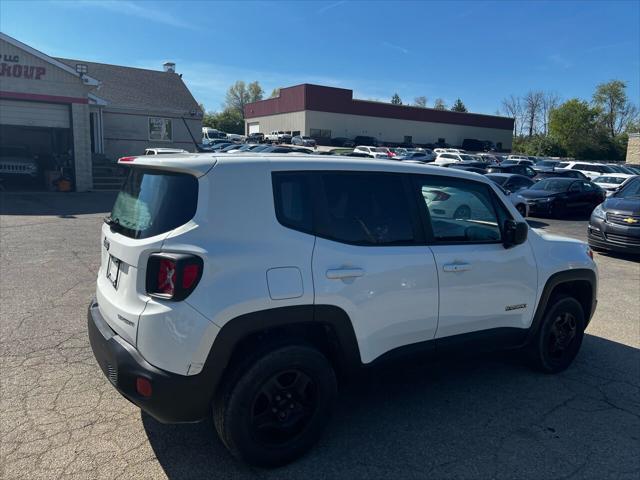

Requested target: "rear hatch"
[{"left": 97, "top": 166, "right": 201, "bottom": 346}]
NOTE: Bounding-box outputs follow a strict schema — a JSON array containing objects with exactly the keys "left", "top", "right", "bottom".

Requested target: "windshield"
[
  {"left": 595, "top": 176, "right": 626, "bottom": 184},
  {"left": 375, "top": 148, "right": 389, "bottom": 152},
  {"left": 531, "top": 179, "right": 570, "bottom": 192},
  {"left": 616, "top": 178, "right": 640, "bottom": 198},
  {"left": 109, "top": 169, "right": 198, "bottom": 239},
  {"left": 486, "top": 175, "right": 508, "bottom": 186},
  {"left": 459, "top": 154, "right": 475, "bottom": 161}
]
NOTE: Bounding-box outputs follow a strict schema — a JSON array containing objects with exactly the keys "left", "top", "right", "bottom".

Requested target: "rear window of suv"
[{"left": 109, "top": 168, "right": 198, "bottom": 239}]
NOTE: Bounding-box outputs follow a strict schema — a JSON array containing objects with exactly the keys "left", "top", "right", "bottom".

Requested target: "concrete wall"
[
  {"left": 243, "top": 111, "right": 306, "bottom": 136},
  {"left": 244, "top": 110, "right": 513, "bottom": 149},
  {"left": 102, "top": 109, "right": 202, "bottom": 158},
  {"left": 626, "top": 133, "right": 640, "bottom": 164},
  {"left": 305, "top": 110, "right": 513, "bottom": 149}
]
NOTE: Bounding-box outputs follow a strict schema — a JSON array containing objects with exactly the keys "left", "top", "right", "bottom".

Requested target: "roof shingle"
[{"left": 57, "top": 58, "right": 201, "bottom": 114}]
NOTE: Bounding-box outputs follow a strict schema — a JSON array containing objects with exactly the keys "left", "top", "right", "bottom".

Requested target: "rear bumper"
[{"left": 87, "top": 299, "right": 213, "bottom": 423}]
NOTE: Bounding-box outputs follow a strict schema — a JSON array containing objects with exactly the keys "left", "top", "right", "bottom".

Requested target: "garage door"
[
  {"left": 0, "top": 99, "right": 70, "bottom": 129},
  {"left": 248, "top": 122, "right": 260, "bottom": 134}
]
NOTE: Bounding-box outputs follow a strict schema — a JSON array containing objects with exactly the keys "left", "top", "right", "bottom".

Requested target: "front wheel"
[
  {"left": 526, "top": 296, "right": 585, "bottom": 373},
  {"left": 213, "top": 345, "right": 337, "bottom": 467}
]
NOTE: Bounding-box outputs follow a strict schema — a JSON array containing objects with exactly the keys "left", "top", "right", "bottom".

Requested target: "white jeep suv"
[{"left": 89, "top": 154, "right": 598, "bottom": 467}]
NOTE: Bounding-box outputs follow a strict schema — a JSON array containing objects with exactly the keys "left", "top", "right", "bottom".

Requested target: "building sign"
[
  {"left": 0, "top": 54, "right": 46, "bottom": 80},
  {"left": 149, "top": 117, "right": 172, "bottom": 141}
]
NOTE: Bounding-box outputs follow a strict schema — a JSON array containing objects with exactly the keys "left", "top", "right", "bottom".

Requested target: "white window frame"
[{"left": 149, "top": 117, "right": 173, "bottom": 142}]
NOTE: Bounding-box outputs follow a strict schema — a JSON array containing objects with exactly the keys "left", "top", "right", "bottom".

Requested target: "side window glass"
[
  {"left": 318, "top": 173, "right": 415, "bottom": 245},
  {"left": 414, "top": 176, "right": 502, "bottom": 243},
  {"left": 583, "top": 182, "right": 594, "bottom": 191},
  {"left": 272, "top": 173, "right": 312, "bottom": 233},
  {"left": 569, "top": 182, "right": 582, "bottom": 192}
]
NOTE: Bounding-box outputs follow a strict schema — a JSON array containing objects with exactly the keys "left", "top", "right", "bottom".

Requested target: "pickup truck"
[{"left": 265, "top": 131, "right": 293, "bottom": 144}]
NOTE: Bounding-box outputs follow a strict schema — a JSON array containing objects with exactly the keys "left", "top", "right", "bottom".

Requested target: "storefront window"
[{"left": 149, "top": 117, "right": 172, "bottom": 141}]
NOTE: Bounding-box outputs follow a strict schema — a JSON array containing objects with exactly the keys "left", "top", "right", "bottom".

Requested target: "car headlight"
[{"left": 592, "top": 204, "right": 605, "bottom": 219}]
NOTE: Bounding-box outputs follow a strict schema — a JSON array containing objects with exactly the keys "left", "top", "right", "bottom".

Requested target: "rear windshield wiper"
[{"left": 104, "top": 216, "right": 122, "bottom": 231}]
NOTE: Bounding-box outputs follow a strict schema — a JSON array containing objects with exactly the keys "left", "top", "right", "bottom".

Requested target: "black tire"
[
  {"left": 213, "top": 345, "right": 337, "bottom": 467},
  {"left": 527, "top": 296, "right": 585, "bottom": 373},
  {"left": 453, "top": 205, "right": 471, "bottom": 219}
]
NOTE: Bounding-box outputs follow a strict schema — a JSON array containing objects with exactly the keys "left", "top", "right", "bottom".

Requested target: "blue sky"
[{"left": 1, "top": 0, "right": 638, "bottom": 115}]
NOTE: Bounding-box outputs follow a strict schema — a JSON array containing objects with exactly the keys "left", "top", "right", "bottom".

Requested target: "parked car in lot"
[
  {"left": 395, "top": 151, "right": 435, "bottom": 162},
  {"left": 475, "top": 153, "right": 500, "bottom": 164},
  {"left": 605, "top": 164, "right": 637, "bottom": 175},
  {"left": 434, "top": 152, "right": 477, "bottom": 165},
  {"left": 265, "top": 131, "right": 293, "bottom": 144},
  {"left": 291, "top": 136, "right": 317, "bottom": 147},
  {"left": 447, "top": 161, "right": 490, "bottom": 174},
  {"left": 532, "top": 169, "right": 588, "bottom": 182},
  {"left": 353, "top": 146, "right": 394, "bottom": 158},
  {"left": 144, "top": 148, "right": 189, "bottom": 155},
  {"left": 588, "top": 176, "right": 640, "bottom": 254},
  {"left": 501, "top": 159, "right": 536, "bottom": 168},
  {"left": 246, "top": 133, "right": 265, "bottom": 144},
  {"left": 91, "top": 152, "right": 598, "bottom": 466},
  {"left": 533, "top": 159, "right": 561, "bottom": 172},
  {"left": 486, "top": 164, "right": 537, "bottom": 178},
  {"left": 330, "top": 137, "right": 356, "bottom": 147},
  {"left": 434, "top": 148, "right": 466, "bottom": 155},
  {"left": 0, "top": 145, "right": 38, "bottom": 178},
  {"left": 592, "top": 174, "right": 636, "bottom": 196},
  {"left": 555, "top": 161, "right": 615, "bottom": 180},
  {"left": 485, "top": 173, "right": 534, "bottom": 193},
  {"left": 518, "top": 178, "right": 606, "bottom": 218}
]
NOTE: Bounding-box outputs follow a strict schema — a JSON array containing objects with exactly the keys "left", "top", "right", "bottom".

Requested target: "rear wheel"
[
  {"left": 527, "top": 296, "right": 585, "bottom": 373},
  {"left": 213, "top": 345, "right": 337, "bottom": 467},
  {"left": 453, "top": 205, "right": 471, "bottom": 219}
]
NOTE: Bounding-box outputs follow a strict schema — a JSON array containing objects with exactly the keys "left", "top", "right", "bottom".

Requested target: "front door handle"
[
  {"left": 443, "top": 263, "right": 472, "bottom": 272},
  {"left": 326, "top": 268, "right": 364, "bottom": 279}
]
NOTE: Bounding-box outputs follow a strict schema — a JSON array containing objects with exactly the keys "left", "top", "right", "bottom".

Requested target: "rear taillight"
[
  {"left": 146, "top": 253, "right": 203, "bottom": 301},
  {"left": 431, "top": 190, "right": 451, "bottom": 201},
  {"left": 118, "top": 156, "right": 137, "bottom": 163}
]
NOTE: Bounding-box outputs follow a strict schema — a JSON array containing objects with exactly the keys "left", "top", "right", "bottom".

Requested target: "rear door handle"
[
  {"left": 443, "top": 263, "right": 472, "bottom": 272},
  {"left": 326, "top": 268, "right": 364, "bottom": 279}
]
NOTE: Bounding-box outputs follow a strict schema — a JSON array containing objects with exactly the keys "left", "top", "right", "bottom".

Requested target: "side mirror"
[{"left": 503, "top": 219, "right": 528, "bottom": 248}]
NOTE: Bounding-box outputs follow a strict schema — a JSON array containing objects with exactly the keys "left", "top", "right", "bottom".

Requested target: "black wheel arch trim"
[
  {"left": 524, "top": 268, "right": 597, "bottom": 345},
  {"left": 201, "top": 304, "right": 362, "bottom": 395}
]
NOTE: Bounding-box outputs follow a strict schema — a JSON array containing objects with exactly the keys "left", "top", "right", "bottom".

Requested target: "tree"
[
  {"left": 592, "top": 80, "right": 639, "bottom": 138},
  {"left": 451, "top": 98, "right": 468, "bottom": 112},
  {"left": 524, "top": 90, "right": 544, "bottom": 136},
  {"left": 201, "top": 108, "right": 244, "bottom": 135},
  {"left": 433, "top": 98, "right": 447, "bottom": 110},
  {"left": 270, "top": 88, "right": 281, "bottom": 98},
  {"left": 391, "top": 93, "right": 402, "bottom": 105},
  {"left": 501, "top": 95, "right": 524, "bottom": 136},
  {"left": 414, "top": 96, "right": 427, "bottom": 108},
  {"left": 540, "top": 92, "right": 561, "bottom": 135},
  {"left": 224, "top": 80, "right": 264, "bottom": 119},
  {"left": 549, "top": 99, "right": 602, "bottom": 159}
]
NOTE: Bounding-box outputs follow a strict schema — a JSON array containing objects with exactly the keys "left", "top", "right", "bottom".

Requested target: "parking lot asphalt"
[{"left": 1, "top": 192, "right": 638, "bottom": 480}]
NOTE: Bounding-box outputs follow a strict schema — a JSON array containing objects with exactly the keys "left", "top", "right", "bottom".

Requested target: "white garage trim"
[{"left": 0, "top": 99, "right": 70, "bottom": 129}]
